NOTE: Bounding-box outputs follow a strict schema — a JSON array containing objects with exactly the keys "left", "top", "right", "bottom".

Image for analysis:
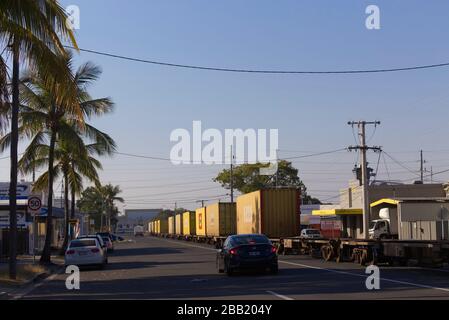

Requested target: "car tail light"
[
  {"left": 230, "top": 247, "right": 239, "bottom": 255},
  {"left": 66, "top": 250, "right": 75, "bottom": 255},
  {"left": 271, "top": 246, "right": 277, "bottom": 253},
  {"left": 91, "top": 248, "right": 100, "bottom": 253}
]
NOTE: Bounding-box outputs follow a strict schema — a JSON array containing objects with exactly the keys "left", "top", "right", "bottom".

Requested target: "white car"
[
  {"left": 65, "top": 238, "right": 108, "bottom": 268},
  {"left": 300, "top": 229, "right": 322, "bottom": 239}
]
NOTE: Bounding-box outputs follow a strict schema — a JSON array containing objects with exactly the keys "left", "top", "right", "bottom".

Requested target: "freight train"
[{"left": 149, "top": 188, "right": 449, "bottom": 267}]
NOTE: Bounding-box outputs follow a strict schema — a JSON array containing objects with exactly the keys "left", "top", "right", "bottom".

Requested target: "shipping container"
[
  {"left": 205, "top": 202, "right": 236, "bottom": 237},
  {"left": 182, "top": 211, "right": 196, "bottom": 235},
  {"left": 195, "top": 207, "right": 207, "bottom": 236},
  {"left": 236, "top": 188, "right": 300, "bottom": 238},
  {"left": 148, "top": 221, "right": 153, "bottom": 233},
  {"left": 175, "top": 213, "right": 183, "bottom": 235},
  {"left": 159, "top": 218, "right": 169, "bottom": 234},
  {"left": 168, "top": 216, "right": 175, "bottom": 234}
]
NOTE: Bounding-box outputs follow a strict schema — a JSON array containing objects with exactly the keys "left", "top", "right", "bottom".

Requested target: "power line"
[
  {"left": 382, "top": 151, "right": 420, "bottom": 177},
  {"left": 282, "top": 148, "right": 348, "bottom": 160},
  {"left": 66, "top": 46, "right": 449, "bottom": 75}
]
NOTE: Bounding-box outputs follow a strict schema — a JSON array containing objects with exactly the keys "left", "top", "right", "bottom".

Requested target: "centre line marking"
[{"left": 266, "top": 290, "right": 294, "bottom": 300}]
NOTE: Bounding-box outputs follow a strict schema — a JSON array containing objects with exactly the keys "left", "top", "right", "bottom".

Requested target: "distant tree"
[
  {"left": 214, "top": 160, "right": 321, "bottom": 204},
  {"left": 77, "top": 184, "right": 124, "bottom": 232}
]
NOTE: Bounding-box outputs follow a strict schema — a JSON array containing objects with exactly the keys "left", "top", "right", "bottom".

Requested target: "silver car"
[{"left": 65, "top": 238, "right": 107, "bottom": 269}]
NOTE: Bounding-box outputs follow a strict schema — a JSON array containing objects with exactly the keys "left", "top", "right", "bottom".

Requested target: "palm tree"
[
  {"left": 100, "top": 185, "right": 124, "bottom": 232},
  {"left": 0, "top": 0, "right": 77, "bottom": 278},
  {"left": 0, "top": 55, "right": 114, "bottom": 263},
  {"left": 20, "top": 139, "right": 115, "bottom": 253}
]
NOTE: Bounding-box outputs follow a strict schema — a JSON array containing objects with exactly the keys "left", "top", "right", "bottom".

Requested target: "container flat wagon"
[{"left": 280, "top": 237, "right": 449, "bottom": 266}]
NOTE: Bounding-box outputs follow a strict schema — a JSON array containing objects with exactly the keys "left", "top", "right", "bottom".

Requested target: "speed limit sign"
[{"left": 28, "top": 196, "right": 42, "bottom": 215}]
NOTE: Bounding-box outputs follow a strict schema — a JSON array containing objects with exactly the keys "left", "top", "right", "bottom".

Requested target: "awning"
[
  {"left": 312, "top": 209, "right": 362, "bottom": 216},
  {"left": 370, "top": 198, "right": 399, "bottom": 208}
]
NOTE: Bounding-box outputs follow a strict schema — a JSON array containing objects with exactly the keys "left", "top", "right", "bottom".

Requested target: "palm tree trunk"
[
  {"left": 40, "top": 123, "right": 57, "bottom": 264},
  {"left": 8, "top": 40, "right": 19, "bottom": 280},
  {"left": 60, "top": 174, "right": 70, "bottom": 253},
  {"left": 70, "top": 187, "right": 76, "bottom": 239},
  {"left": 70, "top": 188, "right": 76, "bottom": 219}
]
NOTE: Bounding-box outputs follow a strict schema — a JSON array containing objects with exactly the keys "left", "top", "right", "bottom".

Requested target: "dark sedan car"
[{"left": 216, "top": 234, "right": 278, "bottom": 276}]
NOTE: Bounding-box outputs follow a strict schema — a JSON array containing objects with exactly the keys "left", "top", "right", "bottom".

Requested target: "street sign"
[
  {"left": 0, "top": 182, "right": 32, "bottom": 200},
  {"left": 28, "top": 196, "right": 42, "bottom": 216}
]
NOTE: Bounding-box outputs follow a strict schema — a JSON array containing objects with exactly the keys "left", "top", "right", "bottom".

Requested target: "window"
[
  {"left": 231, "top": 235, "right": 270, "bottom": 245},
  {"left": 70, "top": 239, "right": 97, "bottom": 248}
]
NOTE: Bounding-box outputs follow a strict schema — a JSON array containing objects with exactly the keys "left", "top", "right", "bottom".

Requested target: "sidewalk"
[{"left": 0, "top": 255, "right": 64, "bottom": 299}]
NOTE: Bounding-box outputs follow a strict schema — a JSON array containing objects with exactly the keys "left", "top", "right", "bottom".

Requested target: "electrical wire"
[
  {"left": 382, "top": 151, "right": 420, "bottom": 177},
  {"left": 282, "top": 148, "right": 348, "bottom": 160},
  {"left": 66, "top": 46, "right": 449, "bottom": 75}
]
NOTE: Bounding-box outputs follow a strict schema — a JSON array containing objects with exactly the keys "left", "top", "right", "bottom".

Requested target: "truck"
[
  {"left": 369, "top": 207, "right": 398, "bottom": 240},
  {"left": 133, "top": 225, "right": 144, "bottom": 237}
]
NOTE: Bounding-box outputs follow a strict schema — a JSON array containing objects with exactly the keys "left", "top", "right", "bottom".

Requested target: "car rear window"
[
  {"left": 232, "top": 235, "right": 270, "bottom": 245},
  {"left": 70, "top": 240, "right": 97, "bottom": 248}
]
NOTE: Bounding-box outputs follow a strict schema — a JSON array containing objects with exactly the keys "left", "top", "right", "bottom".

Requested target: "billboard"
[{"left": 0, "top": 182, "right": 32, "bottom": 200}]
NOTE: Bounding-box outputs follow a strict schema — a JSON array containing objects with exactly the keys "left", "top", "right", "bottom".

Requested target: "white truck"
[
  {"left": 133, "top": 225, "right": 144, "bottom": 237},
  {"left": 369, "top": 207, "right": 398, "bottom": 240}
]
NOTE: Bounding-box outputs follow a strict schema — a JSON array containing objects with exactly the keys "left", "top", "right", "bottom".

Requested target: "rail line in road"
[
  {"left": 155, "top": 236, "right": 449, "bottom": 295},
  {"left": 14, "top": 236, "right": 449, "bottom": 300}
]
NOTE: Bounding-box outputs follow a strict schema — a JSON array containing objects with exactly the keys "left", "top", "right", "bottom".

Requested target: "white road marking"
[
  {"left": 151, "top": 237, "right": 449, "bottom": 294},
  {"left": 266, "top": 290, "right": 294, "bottom": 300},
  {"left": 279, "top": 260, "right": 449, "bottom": 294}
]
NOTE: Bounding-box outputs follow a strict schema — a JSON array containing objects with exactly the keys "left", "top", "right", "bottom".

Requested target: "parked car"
[
  {"left": 65, "top": 238, "right": 107, "bottom": 269},
  {"left": 97, "top": 232, "right": 113, "bottom": 242},
  {"left": 102, "top": 236, "right": 114, "bottom": 252},
  {"left": 110, "top": 234, "right": 124, "bottom": 242},
  {"left": 299, "top": 229, "right": 322, "bottom": 239},
  {"left": 216, "top": 234, "right": 278, "bottom": 276},
  {"left": 78, "top": 235, "right": 108, "bottom": 258}
]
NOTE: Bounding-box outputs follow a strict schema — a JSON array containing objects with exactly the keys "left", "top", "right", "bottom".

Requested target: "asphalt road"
[{"left": 18, "top": 236, "right": 449, "bottom": 300}]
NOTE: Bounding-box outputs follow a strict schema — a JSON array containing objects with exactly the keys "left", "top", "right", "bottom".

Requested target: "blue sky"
[{"left": 2, "top": 1, "right": 449, "bottom": 211}]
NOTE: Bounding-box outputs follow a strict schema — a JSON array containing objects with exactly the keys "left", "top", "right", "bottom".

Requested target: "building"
[
  {"left": 0, "top": 182, "right": 90, "bottom": 258},
  {"left": 313, "top": 180, "right": 447, "bottom": 239},
  {"left": 117, "top": 208, "right": 161, "bottom": 234}
]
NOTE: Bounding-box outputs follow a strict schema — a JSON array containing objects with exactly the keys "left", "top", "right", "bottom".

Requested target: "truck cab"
[
  {"left": 369, "top": 219, "right": 390, "bottom": 239},
  {"left": 369, "top": 207, "right": 398, "bottom": 240}
]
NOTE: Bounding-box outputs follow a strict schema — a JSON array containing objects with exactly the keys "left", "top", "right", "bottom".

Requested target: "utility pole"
[
  {"left": 420, "top": 150, "right": 427, "bottom": 183},
  {"left": 348, "top": 121, "right": 381, "bottom": 239},
  {"left": 197, "top": 200, "right": 206, "bottom": 207},
  {"left": 431, "top": 166, "right": 433, "bottom": 183},
  {"left": 230, "top": 146, "right": 234, "bottom": 203}
]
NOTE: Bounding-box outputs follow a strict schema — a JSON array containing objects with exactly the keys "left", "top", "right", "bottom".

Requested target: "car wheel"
[{"left": 225, "top": 262, "right": 234, "bottom": 276}]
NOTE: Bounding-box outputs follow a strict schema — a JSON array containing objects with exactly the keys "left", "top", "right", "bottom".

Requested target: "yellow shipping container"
[
  {"left": 168, "top": 216, "right": 175, "bottom": 234},
  {"left": 155, "top": 220, "right": 160, "bottom": 234},
  {"left": 236, "top": 188, "right": 300, "bottom": 238},
  {"left": 175, "top": 213, "right": 183, "bottom": 235},
  {"left": 195, "top": 207, "right": 207, "bottom": 236},
  {"left": 182, "top": 211, "right": 196, "bottom": 235},
  {"left": 159, "top": 218, "right": 169, "bottom": 234},
  {"left": 206, "top": 202, "right": 236, "bottom": 237}
]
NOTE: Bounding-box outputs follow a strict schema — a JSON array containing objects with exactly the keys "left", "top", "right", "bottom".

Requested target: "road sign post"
[{"left": 28, "top": 195, "right": 42, "bottom": 263}]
